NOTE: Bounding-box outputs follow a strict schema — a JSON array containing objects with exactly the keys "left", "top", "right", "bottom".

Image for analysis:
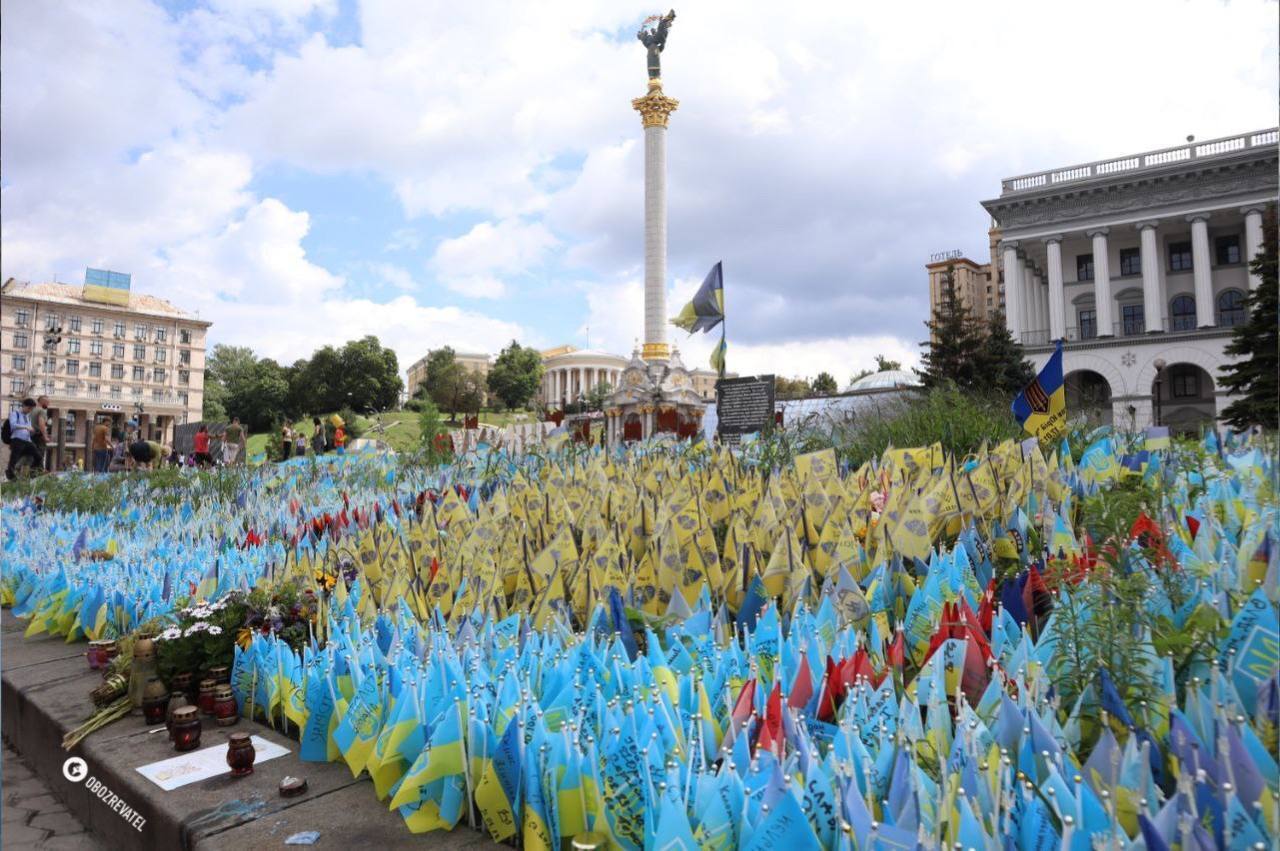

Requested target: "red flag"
[
  {"left": 815, "top": 658, "right": 840, "bottom": 721},
  {"left": 755, "top": 682, "right": 784, "bottom": 759},
  {"left": 731, "top": 678, "right": 757, "bottom": 730},
  {"left": 886, "top": 628, "right": 906, "bottom": 670},
  {"left": 1185, "top": 515, "right": 1200, "bottom": 540},
  {"left": 977, "top": 579, "right": 997, "bottom": 634},
  {"left": 429, "top": 557, "right": 441, "bottom": 586},
  {"left": 787, "top": 654, "right": 814, "bottom": 710}
]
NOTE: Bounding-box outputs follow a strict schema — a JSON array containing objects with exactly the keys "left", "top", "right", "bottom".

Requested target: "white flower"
[
  {"left": 159, "top": 627, "right": 182, "bottom": 641},
  {"left": 183, "top": 622, "right": 209, "bottom": 637},
  {"left": 191, "top": 606, "right": 212, "bottom": 619},
  {"left": 207, "top": 625, "right": 223, "bottom": 636}
]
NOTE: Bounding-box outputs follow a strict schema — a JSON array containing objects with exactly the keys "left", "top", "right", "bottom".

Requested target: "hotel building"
[{"left": 0, "top": 278, "right": 210, "bottom": 468}]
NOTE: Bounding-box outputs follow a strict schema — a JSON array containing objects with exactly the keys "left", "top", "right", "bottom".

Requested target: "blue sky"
[{"left": 3, "top": 0, "right": 1276, "bottom": 383}]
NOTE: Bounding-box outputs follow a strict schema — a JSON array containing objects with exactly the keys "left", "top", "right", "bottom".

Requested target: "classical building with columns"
[
  {"left": 539, "top": 344, "right": 726, "bottom": 411},
  {"left": 539, "top": 346, "right": 627, "bottom": 409},
  {"left": 982, "top": 128, "right": 1277, "bottom": 432}
]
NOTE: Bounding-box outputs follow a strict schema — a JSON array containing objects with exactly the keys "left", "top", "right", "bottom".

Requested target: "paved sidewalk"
[{"left": 3, "top": 741, "right": 105, "bottom": 850}]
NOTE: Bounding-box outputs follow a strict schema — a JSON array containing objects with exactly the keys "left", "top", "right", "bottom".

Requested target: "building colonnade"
[
  {"left": 542, "top": 366, "right": 624, "bottom": 408},
  {"left": 1000, "top": 206, "right": 1264, "bottom": 345}
]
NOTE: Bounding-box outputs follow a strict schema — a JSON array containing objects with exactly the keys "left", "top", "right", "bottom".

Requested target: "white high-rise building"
[{"left": 982, "top": 129, "right": 1277, "bottom": 432}]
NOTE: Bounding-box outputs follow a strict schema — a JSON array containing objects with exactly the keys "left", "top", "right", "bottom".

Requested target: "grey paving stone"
[
  {"left": 37, "top": 833, "right": 106, "bottom": 851},
  {"left": 2, "top": 821, "right": 51, "bottom": 846},
  {"left": 29, "top": 812, "right": 89, "bottom": 836}
]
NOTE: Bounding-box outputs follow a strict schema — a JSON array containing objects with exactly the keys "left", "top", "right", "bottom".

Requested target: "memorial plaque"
[{"left": 715, "top": 375, "right": 775, "bottom": 436}]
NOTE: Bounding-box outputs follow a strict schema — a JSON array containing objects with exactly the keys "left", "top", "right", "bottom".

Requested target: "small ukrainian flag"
[{"left": 1012, "top": 340, "right": 1067, "bottom": 443}]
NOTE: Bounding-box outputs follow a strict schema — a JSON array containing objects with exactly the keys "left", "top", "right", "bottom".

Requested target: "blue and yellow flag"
[
  {"left": 1012, "top": 340, "right": 1066, "bottom": 443},
  {"left": 670, "top": 261, "right": 724, "bottom": 334}
]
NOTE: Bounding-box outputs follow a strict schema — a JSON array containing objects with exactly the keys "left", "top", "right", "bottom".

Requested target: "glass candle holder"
[
  {"left": 208, "top": 665, "right": 230, "bottom": 684},
  {"left": 197, "top": 679, "right": 218, "bottom": 716},
  {"left": 170, "top": 706, "right": 202, "bottom": 752},
  {"left": 226, "top": 733, "right": 255, "bottom": 776},
  {"left": 141, "top": 678, "right": 169, "bottom": 725},
  {"left": 213, "top": 685, "right": 238, "bottom": 727}
]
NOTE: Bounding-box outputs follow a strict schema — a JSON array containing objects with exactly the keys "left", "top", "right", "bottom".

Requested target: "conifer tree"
[
  {"left": 975, "top": 312, "right": 1035, "bottom": 395},
  {"left": 919, "top": 264, "right": 985, "bottom": 388},
  {"left": 1219, "top": 205, "right": 1278, "bottom": 430}
]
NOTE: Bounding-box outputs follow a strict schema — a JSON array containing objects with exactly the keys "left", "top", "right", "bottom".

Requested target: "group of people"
[
  {"left": 3, "top": 398, "right": 251, "bottom": 480},
  {"left": 279, "top": 417, "right": 345, "bottom": 461},
  {"left": 189, "top": 418, "right": 245, "bottom": 469}
]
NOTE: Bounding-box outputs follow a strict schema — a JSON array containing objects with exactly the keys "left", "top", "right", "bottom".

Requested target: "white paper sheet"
[{"left": 135, "top": 735, "right": 290, "bottom": 791}]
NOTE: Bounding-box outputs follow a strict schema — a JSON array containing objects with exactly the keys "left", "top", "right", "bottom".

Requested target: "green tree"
[
  {"left": 206, "top": 344, "right": 260, "bottom": 424},
  {"left": 487, "top": 340, "right": 544, "bottom": 410},
  {"left": 774, "top": 377, "right": 811, "bottom": 400},
  {"left": 874, "top": 355, "right": 901, "bottom": 372},
  {"left": 202, "top": 377, "right": 228, "bottom": 422},
  {"left": 973, "top": 313, "right": 1034, "bottom": 396},
  {"left": 849, "top": 369, "right": 873, "bottom": 386},
  {"left": 230, "top": 359, "right": 289, "bottom": 432},
  {"left": 339, "top": 336, "right": 402, "bottom": 413},
  {"left": 1220, "top": 205, "right": 1278, "bottom": 430},
  {"left": 919, "top": 263, "right": 987, "bottom": 389},
  {"left": 419, "top": 348, "right": 483, "bottom": 420},
  {"left": 811, "top": 371, "right": 838, "bottom": 395},
  {"left": 417, "top": 400, "right": 451, "bottom": 464},
  {"left": 584, "top": 381, "right": 613, "bottom": 412}
]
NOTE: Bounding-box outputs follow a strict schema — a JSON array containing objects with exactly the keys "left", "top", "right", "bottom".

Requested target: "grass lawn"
[{"left": 239, "top": 408, "right": 539, "bottom": 458}]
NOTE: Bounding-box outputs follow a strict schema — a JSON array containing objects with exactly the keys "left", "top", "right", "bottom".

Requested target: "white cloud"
[
  {"left": 429, "top": 218, "right": 558, "bottom": 299},
  {"left": 2, "top": 0, "right": 1275, "bottom": 378},
  {"left": 578, "top": 275, "right": 917, "bottom": 382}
]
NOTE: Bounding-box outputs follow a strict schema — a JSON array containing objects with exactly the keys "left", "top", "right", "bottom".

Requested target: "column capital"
[
  {"left": 1184, "top": 213, "right": 1211, "bottom": 224},
  {"left": 1086, "top": 227, "right": 1110, "bottom": 239},
  {"left": 1135, "top": 220, "right": 1160, "bottom": 232},
  {"left": 998, "top": 240, "right": 1019, "bottom": 253},
  {"left": 1240, "top": 205, "right": 1266, "bottom": 217},
  {"left": 1041, "top": 234, "right": 1064, "bottom": 245},
  {"left": 632, "top": 84, "right": 679, "bottom": 129}
]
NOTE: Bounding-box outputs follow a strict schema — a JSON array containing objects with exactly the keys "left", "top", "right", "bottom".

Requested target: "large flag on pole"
[
  {"left": 1012, "top": 340, "right": 1067, "bottom": 443},
  {"left": 670, "top": 261, "right": 724, "bottom": 334}
]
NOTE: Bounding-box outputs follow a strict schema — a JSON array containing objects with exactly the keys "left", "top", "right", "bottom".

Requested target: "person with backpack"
[{"left": 4, "top": 399, "right": 43, "bottom": 480}]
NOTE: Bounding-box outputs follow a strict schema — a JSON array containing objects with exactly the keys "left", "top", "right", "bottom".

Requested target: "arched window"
[
  {"left": 1216, "top": 289, "right": 1247, "bottom": 327},
  {"left": 1169, "top": 295, "right": 1196, "bottom": 331}
]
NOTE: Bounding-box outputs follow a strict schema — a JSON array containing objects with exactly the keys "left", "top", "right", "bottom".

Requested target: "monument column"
[{"left": 633, "top": 79, "right": 679, "bottom": 363}]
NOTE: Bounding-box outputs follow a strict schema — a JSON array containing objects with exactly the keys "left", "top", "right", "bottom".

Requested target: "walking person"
[
  {"left": 91, "top": 417, "right": 112, "bottom": 473},
  {"left": 193, "top": 424, "right": 214, "bottom": 469},
  {"left": 31, "top": 395, "right": 51, "bottom": 472},
  {"left": 281, "top": 420, "right": 293, "bottom": 461},
  {"left": 222, "top": 417, "right": 244, "bottom": 466},
  {"left": 311, "top": 417, "right": 325, "bottom": 455},
  {"left": 4, "top": 399, "right": 43, "bottom": 480}
]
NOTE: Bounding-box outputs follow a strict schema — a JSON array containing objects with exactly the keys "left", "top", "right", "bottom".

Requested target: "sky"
[{"left": 3, "top": 0, "right": 1276, "bottom": 387}]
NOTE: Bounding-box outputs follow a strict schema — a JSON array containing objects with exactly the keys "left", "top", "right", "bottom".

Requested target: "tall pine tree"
[
  {"left": 920, "top": 264, "right": 987, "bottom": 389},
  {"left": 1219, "top": 204, "right": 1278, "bottom": 430},
  {"left": 975, "top": 312, "right": 1035, "bottom": 395}
]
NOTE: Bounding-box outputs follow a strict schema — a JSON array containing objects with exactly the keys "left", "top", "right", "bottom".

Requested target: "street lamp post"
[
  {"left": 42, "top": 323, "right": 62, "bottom": 470},
  {"left": 1152, "top": 358, "right": 1167, "bottom": 428}
]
